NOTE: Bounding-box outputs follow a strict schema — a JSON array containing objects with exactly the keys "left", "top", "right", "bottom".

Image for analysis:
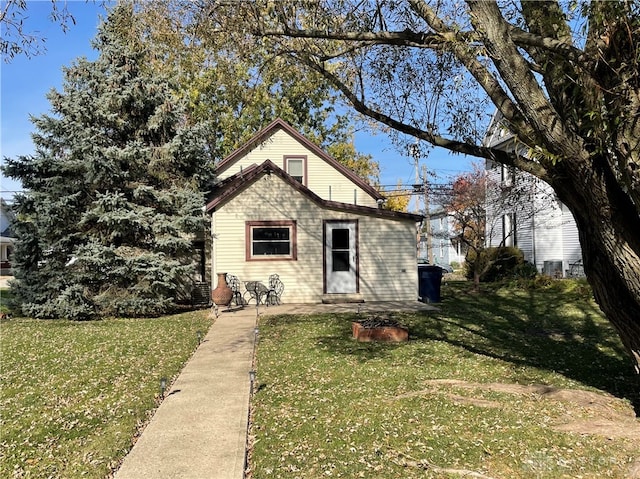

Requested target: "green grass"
[
  {"left": 1, "top": 281, "right": 638, "bottom": 478},
  {"left": 0, "top": 309, "right": 212, "bottom": 478},
  {"left": 250, "top": 281, "right": 639, "bottom": 478},
  {"left": 0, "top": 287, "right": 13, "bottom": 314}
]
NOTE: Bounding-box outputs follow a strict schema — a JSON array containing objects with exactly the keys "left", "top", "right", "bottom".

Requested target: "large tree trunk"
[
  {"left": 554, "top": 157, "right": 640, "bottom": 377},
  {"left": 468, "top": 0, "right": 640, "bottom": 378},
  {"left": 583, "top": 233, "right": 640, "bottom": 375}
]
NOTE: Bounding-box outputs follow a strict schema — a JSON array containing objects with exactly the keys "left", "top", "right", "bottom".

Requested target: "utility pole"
[
  {"left": 413, "top": 155, "right": 421, "bottom": 259},
  {"left": 422, "top": 165, "right": 433, "bottom": 264},
  {"left": 414, "top": 156, "right": 421, "bottom": 214}
]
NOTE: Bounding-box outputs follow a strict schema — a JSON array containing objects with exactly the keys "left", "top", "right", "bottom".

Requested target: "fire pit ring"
[{"left": 352, "top": 317, "right": 408, "bottom": 342}]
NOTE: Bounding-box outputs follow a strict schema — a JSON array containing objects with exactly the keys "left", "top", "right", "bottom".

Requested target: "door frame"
[{"left": 323, "top": 219, "right": 359, "bottom": 294}]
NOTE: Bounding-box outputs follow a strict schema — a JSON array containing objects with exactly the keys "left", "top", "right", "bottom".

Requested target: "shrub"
[
  {"left": 465, "top": 246, "right": 525, "bottom": 282},
  {"left": 511, "top": 276, "right": 593, "bottom": 301},
  {"left": 514, "top": 261, "right": 538, "bottom": 279}
]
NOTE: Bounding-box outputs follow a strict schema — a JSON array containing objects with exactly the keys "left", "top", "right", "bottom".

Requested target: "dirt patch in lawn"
[
  {"left": 395, "top": 379, "right": 640, "bottom": 439},
  {"left": 389, "top": 379, "right": 640, "bottom": 479}
]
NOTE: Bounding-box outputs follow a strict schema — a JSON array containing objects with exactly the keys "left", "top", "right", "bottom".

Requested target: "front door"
[{"left": 324, "top": 220, "right": 358, "bottom": 294}]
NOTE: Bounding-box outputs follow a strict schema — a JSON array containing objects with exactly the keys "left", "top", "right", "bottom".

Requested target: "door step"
[{"left": 322, "top": 294, "right": 364, "bottom": 304}]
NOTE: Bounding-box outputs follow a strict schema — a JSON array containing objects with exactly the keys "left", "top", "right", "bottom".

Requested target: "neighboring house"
[
  {"left": 483, "top": 114, "right": 583, "bottom": 277},
  {"left": 0, "top": 198, "right": 15, "bottom": 275},
  {"left": 205, "top": 119, "right": 423, "bottom": 303},
  {"left": 418, "top": 210, "right": 465, "bottom": 267}
]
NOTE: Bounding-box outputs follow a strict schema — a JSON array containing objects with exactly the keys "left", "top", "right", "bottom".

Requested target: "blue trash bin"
[{"left": 418, "top": 265, "right": 443, "bottom": 303}]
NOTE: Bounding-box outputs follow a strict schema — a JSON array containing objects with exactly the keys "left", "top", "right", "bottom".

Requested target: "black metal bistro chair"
[
  {"left": 266, "top": 274, "right": 284, "bottom": 305},
  {"left": 226, "top": 274, "right": 244, "bottom": 307}
]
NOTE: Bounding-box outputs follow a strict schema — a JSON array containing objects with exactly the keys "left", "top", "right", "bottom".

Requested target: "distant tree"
[
  {"left": 2, "top": 4, "right": 210, "bottom": 319},
  {"left": 381, "top": 180, "right": 412, "bottom": 213},
  {"left": 442, "top": 168, "right": 487, "bottom": 287},
  {"left": 325, "top": 139, "right": 380, "bottom": 185}
]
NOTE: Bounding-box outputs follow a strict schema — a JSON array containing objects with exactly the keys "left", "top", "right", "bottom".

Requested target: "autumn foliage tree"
[
  {"left": 131, "top": 0, "right": 380, "bottom": 183},
  {"left": 442, "top": 163, "right": 544, "bottom": 288},
  {"left": 381, "top": 180, "right": 412, "bottom": 212},
  {"left": 446, "top": 170, "right": 487, "bottom": 286}
]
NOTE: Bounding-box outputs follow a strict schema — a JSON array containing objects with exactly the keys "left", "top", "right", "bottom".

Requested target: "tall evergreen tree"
[{"left": 3, "top": 4, "right": 211, "bottom": 319}]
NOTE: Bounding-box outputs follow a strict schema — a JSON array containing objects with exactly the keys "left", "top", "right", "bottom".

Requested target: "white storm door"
[{"left": 325, "top": 221, "right": 358, "bottom": 294}]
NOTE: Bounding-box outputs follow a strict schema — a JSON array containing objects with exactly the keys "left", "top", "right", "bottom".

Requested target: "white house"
[
  {"left": 483, "top": 114, "right": 583, "bottom": 277},
  {"left": 205, "top": 119, "right": 423, "bottom": 303},
  {"left": 0, "top": 199, "right": 14, "bottom": 275},
  {"left": 418, "top": 210, "right": 465, "bottom": 268}
]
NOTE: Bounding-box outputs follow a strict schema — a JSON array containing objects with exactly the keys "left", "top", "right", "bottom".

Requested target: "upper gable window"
[{"left": 284, "top": 156, "right": 306, "bottom": 184}]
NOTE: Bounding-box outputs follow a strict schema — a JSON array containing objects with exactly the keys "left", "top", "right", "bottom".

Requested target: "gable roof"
[
  {"left": 216, "top": 118, "right": 384, "bottom": 201},
  {"left": 483, "top": 110, "right": 519, "bottom": 151},
  {"left": 205, "top": 160, "right": 422, "bottom": 223}
]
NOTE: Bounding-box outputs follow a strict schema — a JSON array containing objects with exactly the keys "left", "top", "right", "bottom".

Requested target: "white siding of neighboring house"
[
  {"left": 562, "top": 203, "right": 582, "bottom": 274},
  {"left": 423, "top": 213, "right": 464, "bottom": 266},
  {"left": 532, "top": 195, "right": 564, "bottom": 273},
  {"left": 485, "top": 160, "right": 510, "bottom": 249},
  {"left": 0, "top": 201, "right": 11, "bottom": 233},
  {"left": 217, "top": 128, "right": 378, "bottom": 208},
  {"left": 211, "top": 173, "right": 418, "bottom": 303},
  {"left": 514, "top": 213, "right": 535, "bottom": 263},
  {"left": 0, "top": 199, "right": 14, "bottom": 273},
  {"left": 484, "top": 157, "right": 583, "bottom": 277}
]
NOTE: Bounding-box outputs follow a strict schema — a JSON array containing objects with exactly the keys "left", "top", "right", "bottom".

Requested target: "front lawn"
[
  {"left": 250, "top": 281, "right": 639, "bottom": 478},
  {"left": 1, "top": 280, "right": 637, "bottom": 478},
  {"left": 0, "top": 310, "right": 212, "bottom": 478}
]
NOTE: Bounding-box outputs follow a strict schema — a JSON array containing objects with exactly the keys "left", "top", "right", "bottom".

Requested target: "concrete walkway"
[{"left": 114, "top": 301, "right": 437, "bottom": 479}]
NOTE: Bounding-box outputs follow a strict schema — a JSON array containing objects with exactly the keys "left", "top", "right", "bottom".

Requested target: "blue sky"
[{"left": 1, "top": 1, "right": 473, "bottom": 205}]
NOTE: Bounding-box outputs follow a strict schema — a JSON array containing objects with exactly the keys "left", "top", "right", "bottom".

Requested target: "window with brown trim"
[
  {"left": 284, "top": 156, "right": 306, "bottom": 184},
  {"left": 246, "top": 221, "right": 297, "bottom": 261}
]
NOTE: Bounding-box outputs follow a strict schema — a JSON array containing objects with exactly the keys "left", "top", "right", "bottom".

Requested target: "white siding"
[
  {"left": 485, "top": 161, "right": 584, "bottom": 276},
  {"left": 515, "top": 213, "right": 535, "bottom": 263},
  {"left": 485, "top": 161, "right": 505, "bottom": 248},
  {"left": 217, "top": 129, "right": 378, "bottom": 207},
  {"left": 212, "top": 174, "right": 417, "bottom": 303},
  {"left": 0, "top": 200, "right": 12, "bottom": 234},
  {"left": 483, "top": 116, "right": 584, "bottom": 277},
  {"left": 561, "top": 203, "right": 582, "bottom": 274},
  {"left": 532, "top": 197, "right": 564, "bottom": 272}
]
